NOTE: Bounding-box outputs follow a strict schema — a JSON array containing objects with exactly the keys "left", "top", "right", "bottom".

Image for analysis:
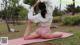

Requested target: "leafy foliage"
[
  {"left": 62, "top": 15, "right": 80, "bottom": 25},
  {"left": 66, "top": 4, "right": 74, "bottom": 13},
  {"left": 53, "top": 16, "right": 61, "bottom": 23},
  {"left": 24, "top": 0, "right": 37, "bottom": 6},
  {"left": 18, "top": 6, "right": 28, "bottom": 19},
  {"left": 53, "top": 7, "right": 64, "bottom": 16},
  {"left": 0, "top": 0, "right": 28, "bottom": 20},
  {"left": 66, "top": 4, "right": 80, "bottom": 14},
  {"left": 75, "top": 6, "right": 80, "bottom": 13}
]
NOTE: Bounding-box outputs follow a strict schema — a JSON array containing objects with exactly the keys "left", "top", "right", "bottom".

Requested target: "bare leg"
[
  {"left": 24, "top": 32, "right": 40, "bottom": 40},
  {"left": 41, "top": 33, "right": 62, "bottom": 39},
  {"left": 24, "top": 20, "right": 32, "bottom": 37}
]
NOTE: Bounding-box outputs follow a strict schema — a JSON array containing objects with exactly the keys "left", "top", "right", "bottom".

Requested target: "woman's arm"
[
  {"left": 33, "top": 0, "right": 40, "bottom": 8},
  {"left": 28, "top": 0, "right": 41, "bottom": 23},
  {"left": 22, "top": 0, "right": 40, "bottom": 36}
]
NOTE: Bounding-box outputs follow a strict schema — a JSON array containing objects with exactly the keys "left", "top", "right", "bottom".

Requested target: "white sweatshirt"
[{"left": 19, "top": 0, "right": 54, "bottom": 27}]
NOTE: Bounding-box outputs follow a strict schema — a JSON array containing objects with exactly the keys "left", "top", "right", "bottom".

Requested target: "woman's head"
[{"left": 34, "top": 2, "right": 47, "bottom": 18}]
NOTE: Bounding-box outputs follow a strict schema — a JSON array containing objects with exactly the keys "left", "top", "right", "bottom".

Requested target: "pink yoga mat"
[{"left": 8, "top": 32, "right": 73, "bottom": 45}]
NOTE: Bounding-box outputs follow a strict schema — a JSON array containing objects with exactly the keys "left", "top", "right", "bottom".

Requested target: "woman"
[{"left": 19, "top": 0, "right": 72, "bottom": 40}]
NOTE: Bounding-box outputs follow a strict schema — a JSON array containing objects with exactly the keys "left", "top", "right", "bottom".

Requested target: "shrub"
[
  {"left": 24, "top": 0, "right": 37, "bottom": 6},
  {"left": 53, "top": 16, "right": 61, "bottom": 23},
  {"left": 53, "top": 7, "right": 64, "bottom": 16},
  {"left": 62, "top": 15, "right": 80, "bottom": 25}
]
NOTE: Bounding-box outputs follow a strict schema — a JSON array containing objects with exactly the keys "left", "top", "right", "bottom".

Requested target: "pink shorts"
[{"left": 35, "top": 26, "right": 51, "bottom": 35}]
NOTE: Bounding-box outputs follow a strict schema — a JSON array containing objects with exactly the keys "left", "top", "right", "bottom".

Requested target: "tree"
[
  {"left": 66, "top": 4, "right": 80, "bottom": 14},
  {"left": 75, "top": 6, "right": 80, "bottom": 13},
  {"left": 0, "top": 0, "right": 28, "bottom": 32},
  {"left": 72, "top": 0, "right": 75, "bottom": 15},
  {"left": 5, "top": 0, "right": 28, "bottom": 25},
  {"left": 2, "top": 0, "right": 11, "bottom": 32},
  {"left": 18, "top": 6, "right": 28, "bottom": 20},
  {"left": 59, "top": 0, "right": 61, "bottom": 11},
  {"left": 53, "top": 7, "right": 64, "bottom": 16},
  {"left": 65, "top": 0, "right": 75, "bottom": 15},
  {"left": 66, "top": 4, "right": 74, "bottom": 13}
]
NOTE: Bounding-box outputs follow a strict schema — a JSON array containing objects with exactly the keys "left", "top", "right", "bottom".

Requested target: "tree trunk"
[
  {"left": 5, "top": 18, "right": 11, "bottom": 32},
  {"left": 72, "top": 0, "right": 75, "bottom": 15},
  {"left": 59, "top": 0, "right": 61, "bottom": 11}
]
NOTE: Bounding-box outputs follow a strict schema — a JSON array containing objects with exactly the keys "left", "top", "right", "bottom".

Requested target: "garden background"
[{"left": 0, "top": 0, "right": 80, "bottom": 45}]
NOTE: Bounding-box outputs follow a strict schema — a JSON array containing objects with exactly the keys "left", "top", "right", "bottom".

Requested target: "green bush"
[
  {"left": 53, "top": 7, "right": 64, "bottom": 16},
  {"left": 53, "top": 16, "right": 61, "bottom": 23},
  {"left": 62, "top": 15, "right": 80, "bottom": 25},
  {"left": 24, "top": 0, "right": 37, "bottom": 6}
]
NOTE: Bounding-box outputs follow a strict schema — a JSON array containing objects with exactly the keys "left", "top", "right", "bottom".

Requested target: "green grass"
[
  {"left": 0, "top": 22, "right": 26, "bottom": 39},
  {"left": 49, "top": 26, "right": 80, "bottom": 45},
  {"left": 0, "top": 22, "right": 80, "bottom": 45}
]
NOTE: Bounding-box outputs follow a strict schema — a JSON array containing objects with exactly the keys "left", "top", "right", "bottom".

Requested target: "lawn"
[
  {"left": 0, "top": 22, "right": 26, "bottom": 39},
  {"left": 0, "top": 22, "right": 80, "bottom": 45},
  {"left": 49, "top": 25, "right": 80, "bottom": 45}
]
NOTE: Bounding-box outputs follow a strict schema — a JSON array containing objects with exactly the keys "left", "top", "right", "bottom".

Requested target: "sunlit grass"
[{"left": 0, "top": 22, "right": 80, "bottom": 45}]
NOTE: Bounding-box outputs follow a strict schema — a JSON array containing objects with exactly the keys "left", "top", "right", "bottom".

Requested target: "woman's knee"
[{"left": 41, "top": 34, "right": 53, "bottom": 39}]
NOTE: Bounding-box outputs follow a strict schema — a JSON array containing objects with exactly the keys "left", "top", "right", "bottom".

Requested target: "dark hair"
[
  {"left": 34, "top": 2, "right": 47, "bottom": 18},
  {"left": 38, "top": 2, "right": 47, "bottom": 18}
]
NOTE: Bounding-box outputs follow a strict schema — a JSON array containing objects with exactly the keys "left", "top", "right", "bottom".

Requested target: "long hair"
[{"left": 34, "top": 2, "right": 47, "bottom": 18}]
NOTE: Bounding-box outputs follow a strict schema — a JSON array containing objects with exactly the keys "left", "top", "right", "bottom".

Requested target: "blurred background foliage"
[{"left": 0, "top": 0, "right": 80, "bottom": 32}]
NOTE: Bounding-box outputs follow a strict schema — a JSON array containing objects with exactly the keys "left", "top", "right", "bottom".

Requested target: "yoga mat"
[{"left": 8, "top": 32, "right": 73, "bottom": 45}]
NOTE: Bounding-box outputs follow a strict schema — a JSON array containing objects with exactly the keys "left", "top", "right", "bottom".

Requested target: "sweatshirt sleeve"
[{"left": 28, "top": 7, "right": 40, "bottom": 23}]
